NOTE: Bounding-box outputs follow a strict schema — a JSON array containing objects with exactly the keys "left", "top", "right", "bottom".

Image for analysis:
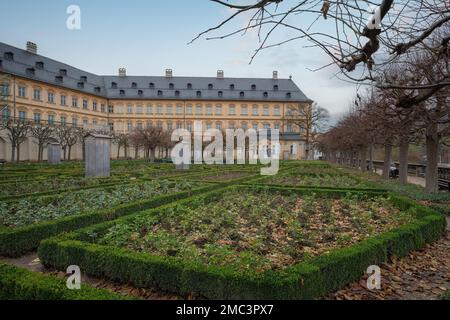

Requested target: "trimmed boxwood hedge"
[
  {"left": 0, "top": 263, "right": 132, "bottom": 300},
  {"left": 37, "top": 186, "right": 447, "bottom": 300},
  {"left": 0, "top": 183, "right": 222, "bottom": 257}
]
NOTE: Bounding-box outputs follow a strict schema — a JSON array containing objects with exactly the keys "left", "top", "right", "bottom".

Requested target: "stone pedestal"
[
  {"left": 47, "top": 143, "right": 61, "bottom": 164},
  {"left": 85, "top": 134, "right": 111, "bottom": 177}
]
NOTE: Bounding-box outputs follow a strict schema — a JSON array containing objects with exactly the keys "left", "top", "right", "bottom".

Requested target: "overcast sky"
[{"left": 0, "top": 0, "right": 359, "bottom": 115}]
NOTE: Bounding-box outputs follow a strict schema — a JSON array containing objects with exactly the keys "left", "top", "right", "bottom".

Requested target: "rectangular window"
[
  {"left": 127, "top": 122, "right": 133, "bottom": 131},
  {"left": 48, "top": 114, "right": 54, "bottom": 125},
  {"left": 263, "top": 123, "right": 270, "bottom": 129},
  {"left": 1, "top": 84, "right": 9, "bottom": 96},
  {"left": 146, "top": 105, "right": 153, "bottom": 114},
  {"left": 216, "top": 123, "right": 222, "bottom": 130},
  {"left": 101, "top": 104, "right": 106, "bottom": 113},
  {"left": 195, "top": 105, "right": 202, "bottom": 115},
  {"left": 33, "top": 89, "right": 41, "bottom": 101},
  {"left": 137, "top": 122, "right": 143, "bottom": 129},
  {"left": 206, "top": 123, "right": 212, "bottom": 130},
  {"left": 18, "top": 86, "right": 26, "bottom": 98},
  {"left": 186, "top": 105, "right": 193, "bottom": 115},
  {"left": 166, "top": 105, "right": 173, "bottom": 115},
  {"left": 274, "top": 123, "right": 280, "bottom": 130},
  {"left": 72, "top": 97, "right": 78, "bottom": 108},
  {"left": 287, "top": 124, "right": 293, "bottom": 132},
  {"left": 61, "top": 95, "right": 67, "bottom": 106},
  {"left": 61, "top": 116, "right": 66, "bottom": 126},
  {"left": 48, "top": 92, "right": 54, "bottom": 103},
  {"left": 19, "top": 111, "right": 26, "bottom": 121},
  {"left": 241, "top": 105, "right": 248, "bottom": 116},
  {"left": 176, "top": 122, "right": 182, "bottom": 129},
  {"left": 229, "top": 123, "right": 235, "bottom": 129},
  {"left": 136, "top": 105, "right": 143, "bottom": 114},
  {"left": 252, "top": 105, "right": 259, "bottom": 116},
  {"left": 274, "top": 106, "right": 280, "bottom": 116},
  {"left": 72, "top": 118, "right": 78, "bottom": 128},
  {"left": 83, "top": 119, "right": 89, "bottom": 126},
  {"left": 127, "top": 105, "right": 133, "bottom": 114},
  {"left": 83, "top": 100, "right": 88, "bottom": 110},
  {"left": 108, "top": 105, "right": 114, "bottom": 113},
  {"left": 229, "top": 105, "right": 236, "bottom": 116},
  {"left": 187, "top": 123, "right": 193, "bottom": 131},
  {"left": 167, "top": 122, "right": 173, "bottom": 131},
  {"left": 263, "top": 105, "right": 269, "bottom": 116},
  {"left": 176, "top": 105, "right": 183, "bottom": 115},
  {"left": 242, "top": 123, "right": 248, "bottom": 130},
  {"left": 157, "top": 105, "right": 163, "bottom": 115},
  {"left": 215, "top": 105, "right": 222, "bottom": 115},
  {"left": 34, "top": 113, "right": 41, "bottom": 123},
  {"left": 206, "top": 105, "right": 212, "bottom": 115},
  {"left": 93, "top": 102, "right": 98, "bottom": 111},
  {"left": 253, "top": 123, "right": 258, "bottom": 130}
]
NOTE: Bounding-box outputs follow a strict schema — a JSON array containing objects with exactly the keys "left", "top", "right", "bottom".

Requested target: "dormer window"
[
  {"left": 77, "top": 82, "right": 84, "bottom": 89},
  {"left": 35, "top": 61, "right": 44, "bottom": 69},
  {"left": 240, "top": 91, "right": 245, "bottom": 97},
  {"left": 263, "top": 92, "right": 268, "bottom": 98},
  {"left": 251, "top": 84, "right": 256, "bottom": 90},
  {"left": 187, "top": 83, "right": 192, "bottom": 89},
  {"left": 131, "top": 82, "right": 137, "bottom": 89},
  {"left": 59, "top": 69, "right": 67, "bottom": 76},
  {"left": 169, "top": 83, "right": 174, "bottom": 89},
  {"left": 55, "top": 76, "right": 63, "bottom": 83},
  {"left": 273, "top": 85, "right": 279, "bottom": 91},
  {"left": 208, "top": 83, "right": 213, "bottom": 90},
  {"left": 138, "top": 89, "right": 143, "bottom": 96},
  {"left": 149, "top": 82, "right": 155, "bottom": 89},
  {"left": 26, "top": 68, "right": 35, "bottom": 77},
  {"left": 111, "top": 82, "right": 117, "bottom": 89},
  {"left": 175, "top": 90, "right": 180, "bottom": 97},
  {"left": 120, "top": 90, "right": 125, "bottom": 96},
  {"left": 157, "top": 90, "right": 163, "bottom": 96},
  {"left": 218, "top": 91, "right": 223, "bottom": 98},
  {"left": 196, "top": 91, "right": 202, "bottom": 97},
  {"left": 94, "top": 86, "right": 101, "bottom": 93},
  {"left": 80, "top": 76, "right": 87, "bottom": 82},
  {"left": 229, "top": 84, "right": 235, "bottom": 90},
  {"left": 286, "top": 92, "right": 292, "bottom": 99},
  {"left": 4, "top": 52, "right": 14, "bottom": 61}
]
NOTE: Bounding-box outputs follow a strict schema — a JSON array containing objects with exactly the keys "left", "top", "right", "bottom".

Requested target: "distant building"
[{"left": 0, "top": 41, "right": 313, "bottom": 162}]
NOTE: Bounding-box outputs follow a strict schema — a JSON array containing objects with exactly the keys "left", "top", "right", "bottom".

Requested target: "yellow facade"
[{"left": 1, "top": 74, "right": 310, "bottom": 162}]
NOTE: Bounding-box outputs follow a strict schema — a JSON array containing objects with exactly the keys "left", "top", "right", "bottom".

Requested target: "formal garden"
[{"left": 0, "top": 160, "right": 448, "bottom": 300}]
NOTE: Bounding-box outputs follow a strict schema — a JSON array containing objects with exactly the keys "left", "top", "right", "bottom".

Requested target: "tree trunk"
[
  {"left": 425, "top": 122, "right": 439, "bottom": 193},
  {"left": 124, "top": 146, "right": 128, "bottom": 159},
  {"left": 82, "top": 141, "right": 86, "bottom": 161},
  {"left": 11, "top": 144, "right": 16, "bottom": 163},
  {"left": 68, "top": 146, "right": 72, "bottom": 161},
  {"left": 398, "top": 136, "right": 409, "bottom": 184},
  {"left": 368, "top": 144, "right": 374, "bottom": 172},
  {"left": 117, "top": 145, "right": 121, "bottom": 159},
  {"left": 382, "top": 144, "right": 392, "bottom": 180},
  {"left": 16, "top": 143, "right": 21, "bottom": 163},
  {"left": 359, "top": 147, "right": 367, "bottom": 172},
  {"left": 134, "top": 146, "right": 139, "bottom": 159},
  {"left": 150, "top": 148, "right": 155, "bottom": 162}
]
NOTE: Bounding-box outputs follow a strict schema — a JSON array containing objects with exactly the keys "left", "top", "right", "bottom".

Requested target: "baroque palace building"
[{"left": 0, "top": 41, "right": 313, "bottom": 162}]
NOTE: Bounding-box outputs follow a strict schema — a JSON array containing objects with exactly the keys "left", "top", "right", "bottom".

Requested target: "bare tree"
[
  {"left": 29, "top": 124, "right": 54, "bottom": 162},
  {"left": 285, "top": 102, "right": 329, "bottom": 159},
  {"left": 191, "top": 1, "right": 449, "bottom": 93},
  {"left": 113, "top": 133, "right": 130, "bottom": 160},
  {"left": 2, "top": 119, "right": 30, "bottom": 163},
  {"left": 54, "top": 126, "right": 78, "bottom": 161}
]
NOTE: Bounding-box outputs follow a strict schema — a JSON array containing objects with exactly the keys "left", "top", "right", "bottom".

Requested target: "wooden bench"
[{"left": 438, "top": 179, "right": 450, "bottom": 191}]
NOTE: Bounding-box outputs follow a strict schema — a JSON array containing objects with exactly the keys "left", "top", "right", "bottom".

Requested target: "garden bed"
[
  {"left": 0, "top": 180, "right": 220, "bottom": 257},
  {"left": 38, "top": 185, "right": 447, "bottom": 299}
]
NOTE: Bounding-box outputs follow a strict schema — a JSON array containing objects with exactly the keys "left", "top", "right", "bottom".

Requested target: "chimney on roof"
[
  {"left": 217, "top": 70, "right": 224, "bottom": 79},
  {"left": 26, "top": 41, "right": 37, "bottom": 54},
  {"left": 272, "top": 71, "right": 278, "bottom": 80},
  {"left": 165, "top": 69, "right": 173, "bottom": 78},
  {"left": 119, "top": 68, "right": 126, "bottom": 77}
]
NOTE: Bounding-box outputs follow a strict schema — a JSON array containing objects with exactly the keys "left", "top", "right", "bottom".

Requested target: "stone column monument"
[
  {"left": 47, "top": 143, "right": 61, "bottom": 164},
  {"left": 85, "top": 133, "right": 111, "bottom": 177}
]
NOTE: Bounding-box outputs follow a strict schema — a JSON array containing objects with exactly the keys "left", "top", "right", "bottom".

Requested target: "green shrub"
[
  {"left": 38, "top": 186, "right": 447, "bottom": 300},
  {"left": 0, "top": 263, "right": 132, "bottom": 300}
]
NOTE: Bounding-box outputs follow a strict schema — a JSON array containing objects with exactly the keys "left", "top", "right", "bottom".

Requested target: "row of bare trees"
[
  {"left": 318, "top": 30, "right": 449, "bottom": 192},
  {"left": 112, "top": 127, "right": 173, "bottom": 161},
  {"left": 0, "top": 117, "right": 176, "bottom": 163}
]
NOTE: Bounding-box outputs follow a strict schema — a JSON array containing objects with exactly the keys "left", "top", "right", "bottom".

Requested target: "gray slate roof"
[{"left": 0, "top": 42, "right": 312, "bottom": 103}]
